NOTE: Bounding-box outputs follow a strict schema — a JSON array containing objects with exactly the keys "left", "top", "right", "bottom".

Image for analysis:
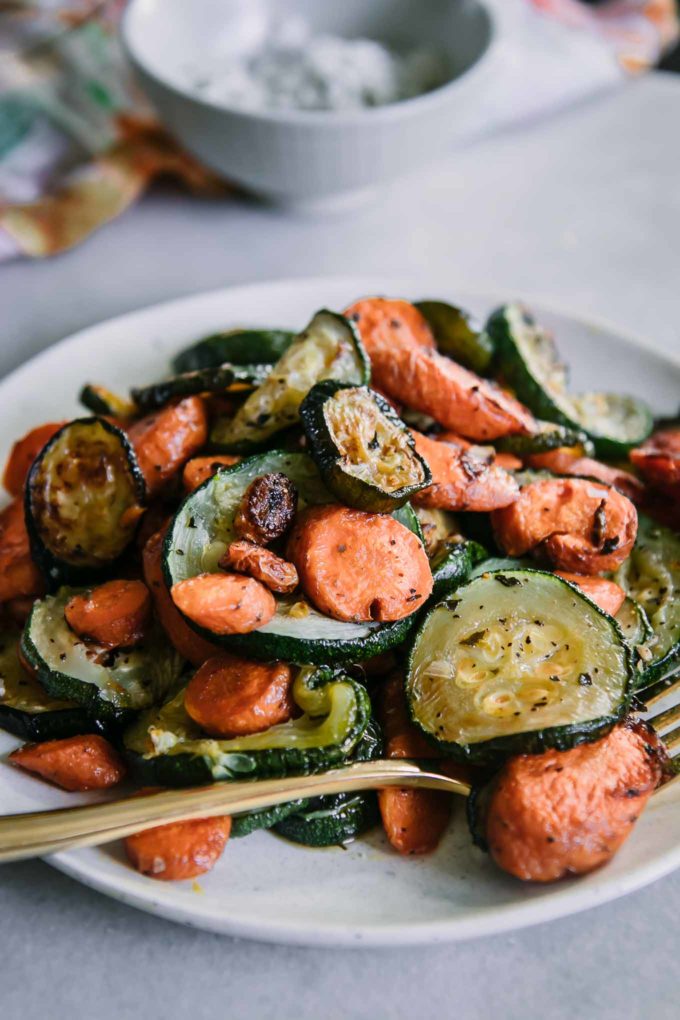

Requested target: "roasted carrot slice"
[
  {"left": 346, "top": 300, "right": 534, "bottom": 441},
  {"left": 411, "top": 430, "right": 519, "bottom": 512},
  {"left": 185, "top": 654, "right": 294, "bottom": 737},
  {"left": 9, "top": 735, "right": 126, "bottom": 791},
  {"left": 0, "top": 499, "right": 44, "bottom": 602},
  {"left": 378, "top": 787, "right": 451, "bottom": 855},
  {"left": 127, "top": 396, "right": 208, "bottom": 495},
  {"left": 379, "top": 671, "right": 439, "bottom": 759},
  {"left": 491, "top": 477, "right": 637, "bottom": 574},
  {"left": 529, "top": 447, "right": 644, "bottom": 503},
  {"left": 171, "top": 572, "right": 276, "bottom": 635},
  {"left": 554, "top": 573, "right": 626, "bottom": 616},
  {"left": 3, "top": 421, "right": 66, "bottom": 497},
  {"left": 125, "top": 815, "right": 231, "bottom": 881},
  {"left": 219, "top": 541, "right": 299, "bottom": 594},
  {"left": 345, "top": 297, "right": 436, "bottom": 350},
  {"left": 142, "top": 528, "right": 222, "bottom": 665},
  {"left": 64, "top": 579, "right": 151, "bottom": 648},
  {"left": 630, "top": 429, "right": 680, "bottom": 499},
  {"left": 182, "top": 454, "right": 240, "bottom": 493},
  {"left": 483, "top": 722, "right": 666, "bottom": 882},
  {"left": 286, "top": 505, "right": 433, "bottom": 623}
]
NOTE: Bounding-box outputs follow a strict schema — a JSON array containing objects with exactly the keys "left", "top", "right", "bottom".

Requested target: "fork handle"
[{"left": 0, "top": 760, "right": 470, "bottom": 863}]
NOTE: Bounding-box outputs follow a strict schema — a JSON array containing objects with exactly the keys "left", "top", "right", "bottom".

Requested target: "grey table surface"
[{"left": 1, "top": 73, "right": 679, "bottom": 1020}]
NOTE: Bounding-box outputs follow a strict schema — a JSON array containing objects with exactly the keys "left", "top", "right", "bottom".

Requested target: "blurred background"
[{"left": 1, "top": 0, "right": 678, "bottom": 257}]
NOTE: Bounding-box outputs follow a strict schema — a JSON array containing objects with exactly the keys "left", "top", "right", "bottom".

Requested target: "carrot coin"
[
  {"left": 286, "top": 505, "right": 433, "bottom": 622},
  {"left": 171, "top": 572, "right": 276, "bottom": 635},
  {"left": 484, "top": 722, "right": 666, "bottom": 882},
  {"left": 529, "top": 448, "right": 644, "bottom": 503},
  {"left": 142, "top": 528, "right": 222, "bottom": 665},
  {"left": 64, "top": 579, "right": 151, "bottom": 648},
  {"left": 378, "top": 787, "right": 451, "bottom": 855},
  {"left": 3, "top": 421, "right": 66, "bottom": 497},
  {"left": 491, "top": 477, "right": 637, "bottom": 574},
  {"left": 219, "top": 541, "right": 299, "bottom": 594},
  {"left": 345, "top": 297, "right": 436, "bottom": 350},
  {"left": 127, "top": 396, "right": 208, "bottom": 495},
  {"left": 347, "top": 299, "right": 534, "bottom": 441},
  {"left": 125, "top": 815, "right": 231, "bottom": 881},
  {"left": 0, "top": 499, "right": 44, "bottom": 602},
  {"left": 554, "top": 573, "right": 626, "bottom": 617},
  {"left": 9, "top": 734, "right": 126, "bottom": 791},
  {"left": 411, "top": 430, "right": 519, "bottom": 512},
  {"left": 185, "top": 655, "right": 294, "bottom": 737},
  {"left": 182, "top": 455, "right": 241, "bottom": 493}
]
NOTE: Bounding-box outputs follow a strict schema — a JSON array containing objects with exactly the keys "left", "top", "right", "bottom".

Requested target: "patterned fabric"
[{"left": 0, "top": 0, "right": 677, "bottom": 260}]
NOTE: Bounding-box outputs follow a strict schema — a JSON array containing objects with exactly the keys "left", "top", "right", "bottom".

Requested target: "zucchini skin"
[
  {"left": 274, "top": 793, "right": 378, "bottom": 847},
  {"left": 231, "top": 799, "right": 309, "bottom": 839},
  {"left": 25, "top": 417, "right": 146, "bottom": 589},
  {"left": 125, "top": 670, "right": 373, "bottom": 788},
  {"left": 415, "top": 300, "right": 494, "bottom": 375},
  {"left": 430, "top": 540, "right": 487, "bottom": 602},
  {"left": 180, "top": 616, "right": 418, "bottom": 668},
  {"left": 495, "top": 422, "right": 591, "bottom": 456},
  {"left": 131, "top": 363, "right": 270, "bottom": 413},
  {"left": 0, "top": 703, "right": 99, "bottom": 743},
  {"left": 299, "top": 380, "right": 431, "bottom": 512},
  {"left": 172, "top": 329, "right": 295, "bottom": 374},
  {"left": 79, "top": 384, "right": 137, "bottom": 421},
  {"left": 406, "top": 569, "right": 635, "bottom": 765}
]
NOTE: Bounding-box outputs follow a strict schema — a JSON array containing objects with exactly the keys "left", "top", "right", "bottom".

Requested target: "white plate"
[{"left": 2, "top": 275, "right": 679, "bottom": 947}]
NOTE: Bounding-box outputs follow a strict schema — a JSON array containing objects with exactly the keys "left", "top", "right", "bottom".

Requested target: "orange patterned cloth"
[{"left": 0, "top": 0, "right": 677, "bottom": 260}]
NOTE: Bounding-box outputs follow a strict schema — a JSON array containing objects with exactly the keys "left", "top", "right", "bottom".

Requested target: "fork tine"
[
  {"left": 638, "top": 670, "right": 680, "bottom": 708},
  {"left": 648, "top": 700, "right": 680, "bottom": 734},
  {"left": 660, "top": 725, "right": 680, "bottom": 752}
]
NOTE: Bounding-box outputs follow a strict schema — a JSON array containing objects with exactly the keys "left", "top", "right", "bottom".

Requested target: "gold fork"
[{"left": 0, "top": 672, "right": 678, "bottom": 864}]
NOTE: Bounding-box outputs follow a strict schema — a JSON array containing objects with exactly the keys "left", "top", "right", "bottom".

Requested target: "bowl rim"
[{"left": 121, "top": 0, "right": 496, "bottom": 128}]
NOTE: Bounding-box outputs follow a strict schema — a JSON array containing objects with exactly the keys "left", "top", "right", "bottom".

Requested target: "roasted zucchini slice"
[
  {"left": 488, "top": 303, "right": 653, "bottom": 458},
  {"left": 275, "top": 793, "right": 378, "bottom": 847},
  {"left": 210, "top": 311, "right": 370, "bottom": 454},
  {"left": 21, "top": 590, "right": 184, "bottom": 724},
  {"left": 415, "top": 300, "right": 494, "bottom": 375},
  {"left": 236, "top": 717, "right": 381, "bottom": 840},
  {"left": 299, "top": 381, "right": 431, "bottom": 511},
  {"left": 163, "top": 450, "right": 425, "bottom": 664},
  {"left": 406, "top": 569, "right": 633, "bottom": 763},
  {"left": 273, "top": 720, "right": 380, "bottom": 846},
  {"left": 79, "top": 384, "right": 137, "bottom": 421},
  {"left": 124, "top": 666, "right": 371, "bottom": 786},
  {"left": 131, "top": 363, "right": 270, "bottom": 414},
  {"left": 495, "top": 420, "right": 591, "bottom": 456},
  {"left": 0, "top": 622, "right": 95, "bottom": 741},
  {"left": 614, "top": 514, "right": 680, "bottom": 684},
  {"left": 230, "top": 799, "right": 309, "bottom": 839},
  {"left": 172, "top": 329, "right": 295, "bottom": 374},
  {"left": 25, "top": 418, "right": 145, "bottom": 587}
]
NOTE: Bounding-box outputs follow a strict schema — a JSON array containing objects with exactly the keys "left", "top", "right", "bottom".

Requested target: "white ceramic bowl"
[{"left": 121, "top": 0, "right": 494, "bottom": 206}]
